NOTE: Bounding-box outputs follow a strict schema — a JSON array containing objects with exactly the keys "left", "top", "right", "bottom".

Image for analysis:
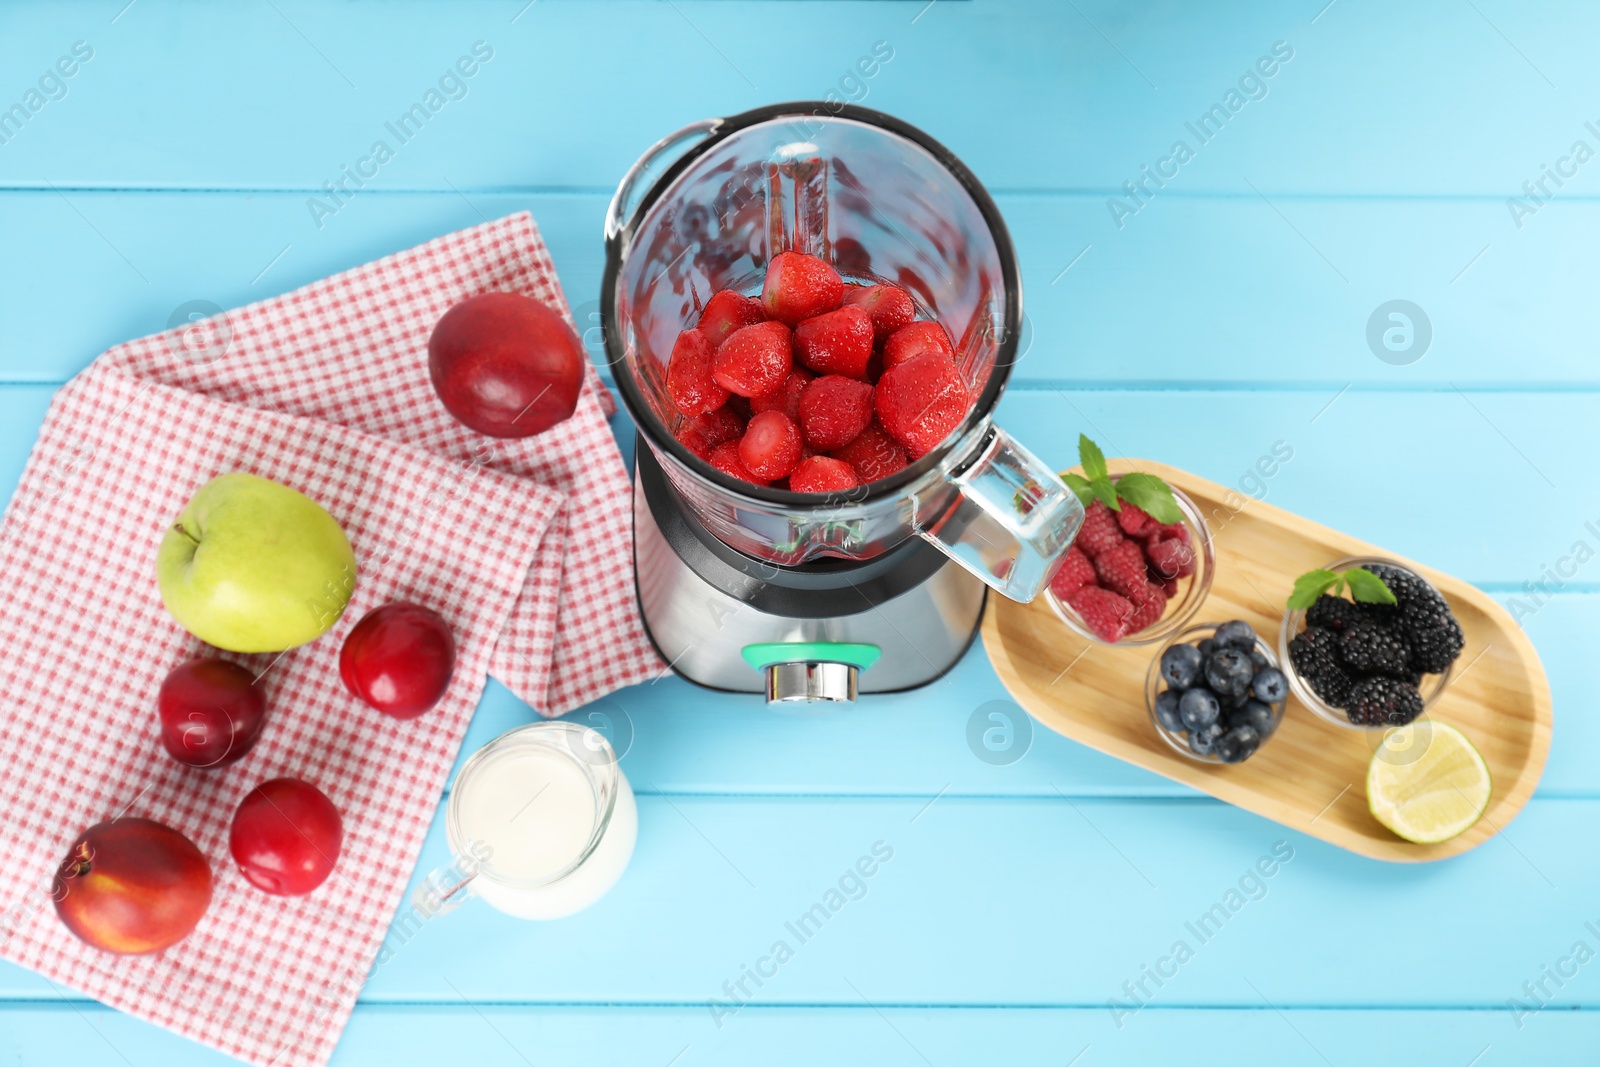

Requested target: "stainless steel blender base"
[{"left": 633, "top": 472, "right": 986, "bottom": 695}]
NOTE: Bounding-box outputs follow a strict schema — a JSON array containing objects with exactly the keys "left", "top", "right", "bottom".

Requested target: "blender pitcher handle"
[
  {"left": 605, "top": 118, "right": 721, "bottom": 246},
  {"left": 916, "top": 428, "right": 1085, "bottom": 603}
]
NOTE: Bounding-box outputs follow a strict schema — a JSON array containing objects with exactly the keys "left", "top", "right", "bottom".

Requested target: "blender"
[{"left": 601, "top": 102, "right": 1084, "bottom": 703}]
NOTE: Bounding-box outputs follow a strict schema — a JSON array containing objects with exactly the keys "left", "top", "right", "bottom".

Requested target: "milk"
[{"left": 445, "top": 722, "right": 636, "bottom": 920}]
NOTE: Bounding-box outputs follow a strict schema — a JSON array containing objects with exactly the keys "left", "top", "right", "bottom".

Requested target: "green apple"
[{"left": 156, "top": 472, "right": 358, "bottom": 653}]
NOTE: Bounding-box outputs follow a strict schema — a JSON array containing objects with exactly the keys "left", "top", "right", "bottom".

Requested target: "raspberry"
[
  {"left": 873, "top": 352, "right": 971, "bottom": 456},
  {"left": 1150, "top": 522, "right": 1189, "bottom": 545},
  {"left": 799, "top": 374, "right": 874, "bottom": 451},
  {"left": 1066, "top": 586, "right": 1135, "bottom": 643},
  {"left": 1048, "top": 545, "right": 1097, "bottom": 600},
  {"left": 793, "top": 306, "right": 874, "bottom": 379},
  {"left": 750, "top": 368, "right": 812, "bottom": 422},
  {"left": 696, "top": 289, "right": 766, "bottom": 348},
  {"left": 713, "top": 320, "right": 792, "bottom": 398},
  {"left": 738, "top": 410, "right": 803, "bottom": 481},
  {"left": 842, "top": 283, "right": 916, "bottom": 343},
  {"left": 762, "top": 251, "right": 843, "bottom": 326},
  {"left": 789, "top": 455, "right": 860, "bottom": 493},
  {"left": 1146, "top": 536, "right": 1196, "bottom": 580},
  {"left": 882, "top": 321, "right": 955, "bottom": 370},
  {"left": 1345, "top": 676, "right": 1423, "bottom": 727},
  {"left": 1157, "top": 575, "right": 1179, "bottom": 598},
  {"left": 708, "top": 440, "right": 763, "bottom": 485},
  {"left": 1126, "top": 581, "right": 1167, "bottom": 632},
  {"left": 1075, "top": 500, "right": 1125, "bottom": 559},
  {"left": 831, "top": 421, "right": 908, "bottom": 482},
  {"left": 1092, "top": 539, "right": 1149, "bottom": 600},
  {"left": 1116, "top": 501, "right": 1155, "bottom": 537},
  {"left": 666, "top": 328, "right": 729, "bottom": 416}
]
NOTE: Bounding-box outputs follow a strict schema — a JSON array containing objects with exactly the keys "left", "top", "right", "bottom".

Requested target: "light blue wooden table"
[{"left": 2, "top": 2, "right": 1596, "bottom": 1063}]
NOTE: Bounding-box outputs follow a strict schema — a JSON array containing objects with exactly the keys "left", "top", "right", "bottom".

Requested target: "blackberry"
[
  {"left": 1364, "top": 563, "right": 1434, "bottom": 609},
  {"left": 1288, "top": 626, "right": 1357, "bottom": 707},
  {"left": 1306, "top": 594, "right": 1367, "bottom": 633},
  {"left": 1400, "top": 601, "right": 1464, "bottom": 674},
  {"left": 1338, "top": 622, "right": 1412, "bottom": 677},
  {"left": 1345, "top": 676, "right": 1423, "bottom": 726}
]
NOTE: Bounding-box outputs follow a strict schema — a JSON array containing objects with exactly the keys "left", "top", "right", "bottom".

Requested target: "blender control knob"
[{"left": 764, "top": 662, "right": 858, "bottom": 704}]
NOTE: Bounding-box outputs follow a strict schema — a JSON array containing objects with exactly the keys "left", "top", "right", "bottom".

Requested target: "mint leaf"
[
  {"left": 1287, "top": 569, "right": 1343, "bottom": 611},
  {"left": 1061, "top": 472, "right": 1095, "bottom": 506},
  {"left": 1078, "top": 434, "right": 1108, "bottom": 483},
  {"left": 1346, "top": 567, "right": 1399, "bottom": 605},
  {"left": 1114, "top": 473, "right": 1183, "bottom": 525},
  {"left": 1090, "top": 477, "right": 1120, "bottom": 511}
]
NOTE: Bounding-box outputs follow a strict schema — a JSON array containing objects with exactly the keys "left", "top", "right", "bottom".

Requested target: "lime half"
[{"left": 1367, "top": 721, "right": 1492, "bottom": 844}]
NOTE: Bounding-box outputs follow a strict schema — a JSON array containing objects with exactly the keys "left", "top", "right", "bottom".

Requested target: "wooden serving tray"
[{"left": 983, "top": 461, "right": 1552, "bottom": 862}]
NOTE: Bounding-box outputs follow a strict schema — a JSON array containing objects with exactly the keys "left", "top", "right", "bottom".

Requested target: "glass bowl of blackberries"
[
  {"left": 1278, "top": 556, "right": 1463, "bottom": 730},
  {"left": 1146, "top": 620, "right": 1288, "bottom": 764}
]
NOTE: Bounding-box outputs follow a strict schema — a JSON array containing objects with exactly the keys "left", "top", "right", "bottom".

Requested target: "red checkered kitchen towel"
[{"left": 0, "top": 213, "right": 662, "bottom": 1066}]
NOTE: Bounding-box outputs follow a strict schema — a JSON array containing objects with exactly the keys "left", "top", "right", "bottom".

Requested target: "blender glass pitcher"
[{"left": 601, "top": 102, "right": 1082, "bottom": 602}]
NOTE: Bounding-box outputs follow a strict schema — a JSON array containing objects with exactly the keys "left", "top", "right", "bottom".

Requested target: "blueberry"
[
  {"left": 1205, "top": 648, "right": 1254, "bottom": 698},
  {"left": 1230, "top": 700, "right": 1276, "bottom": 738},
  {"left": 1189, "top": 722, "right": 1225, "bottom": 757},
  {"left": 1214, "top": 725, "right": 1262, "bottom": 764},
  {"left": 1154, "top": 689, "right": 1186, "bottom": 733},
  {"left": 1252, "top": 666, "right": 1289, "bottom": 704},
  {"left": 1197, "top": 638, "right": 1216, "bottom": 657},
  {"left": 1160, "top": 644, "right": 1204, "bottom": 689},
  {"left": 1213, "top": 620, "right": 1257, "bottom": 651},
  {"left": 1249, "top": 648, "right": 1269, "bottom": 672},
  {"left": 1178, "top": 687, "right": 1221, "bottom": 730}
]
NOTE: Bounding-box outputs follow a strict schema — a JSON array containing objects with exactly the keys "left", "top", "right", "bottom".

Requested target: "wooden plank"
[
  {"left": 0, "top": 1003, "right": 1592, "bottom": 1066},
  {"left": 0, "top": 190, "right": 1594, "bottom": 386},
  {"left": 0, "top": 1, "right": 1591, "bottom": 197},
  {"left": 1, "top": 793, "right": 1591, "bottom": 1004}
]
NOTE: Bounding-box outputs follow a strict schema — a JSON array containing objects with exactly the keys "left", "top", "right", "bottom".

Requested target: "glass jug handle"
[
  {"left": 915, "top": 428, "right": 1085, "bottom": 603},
  {"left": 605, "top": 118, "right": 721, "bottom": 247}
]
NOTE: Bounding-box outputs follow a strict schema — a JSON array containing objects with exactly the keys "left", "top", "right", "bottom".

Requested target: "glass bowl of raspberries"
[
  {"left": 1045, "top": 479, "right": 1214, "bottom": 646},
  {"left": 1146, "top": 621, "right": 1287, "bottom": 764},
  {"left": 1278, "top": 556, "right": 1464, "bottom": 729}
]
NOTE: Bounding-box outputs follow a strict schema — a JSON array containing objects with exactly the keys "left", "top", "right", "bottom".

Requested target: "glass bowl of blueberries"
[{"left": 1145, "top": 620, "right": 1289, "bottom": 764}]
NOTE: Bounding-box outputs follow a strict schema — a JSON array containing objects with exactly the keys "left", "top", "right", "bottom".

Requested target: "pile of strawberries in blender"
[{"left": 666, "top": 250, "right": 975, "bottom": 492}]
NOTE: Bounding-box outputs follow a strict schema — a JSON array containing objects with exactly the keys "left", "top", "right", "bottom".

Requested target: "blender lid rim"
[{"left": 600, "top": 100, "right": 1025, "bottom": 507}]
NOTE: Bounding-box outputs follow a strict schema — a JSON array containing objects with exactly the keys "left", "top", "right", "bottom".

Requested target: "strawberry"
[
  {"left": 873, "top": 352, "right": 971, "bottom": 456},
  {"left": 799, "top": 374, "right": 874, "bottom": 451},
  {"left": 1048, "top": 546, "right": 1097, "bottom": 600},
  {"left": 1065, "top": 586, "right": 1135, "bottom": 643},
  {"left": 762, "top": 251, "right": 843, "bottom": 326},
  {"left": 1146, "top": 536, "right": 1196, "bottom": 580},
  {"left": 697, "top": 289, "right": 766, "bottom": 348},
  {"left": 789, "top": 455, "right": 860, "bottom": 493},
  {"left": 1092, "top": 539, "right": 1149, "bottom": 600},
  {"left": 1116, "top": 500, "right": 1155, "bottom": 538},
  {"left": 794, "top": 305, "right": 874, "bottom": 379},
  {"left": 882, "top": 321, "right": 955, "bottom": 370},
  {"left": 666, "top": 328, "right": 728, "bottom": 416},
  {"left": 674, "top": 425, "right": 712, "bottom": 459},
  {"left": 708, "top": 440, "right": 764, "bottom": 485},
  {"left": 1125, "top": 581, "right": 1167, "bottom": 633},
  {"left": 713, "top": 320, "right": 792, "bottom": 398},
  {"left": 831, "top": 421, "right": 908, "bottom": 482},
  {"left": 739, "top": 410, "right": 803, "bottom": 481},
  {"left": 750, "top": 368, "right": 812, "bottom": 422},
  {"left": 1075, "top": 500, "right": 1125, "bottom": 559},
  {"left": 684, "top": 404, "right": 745, "bottom": 450},
  {"left": 843, "top": 283, "right": 916, "bottom": 343}
]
